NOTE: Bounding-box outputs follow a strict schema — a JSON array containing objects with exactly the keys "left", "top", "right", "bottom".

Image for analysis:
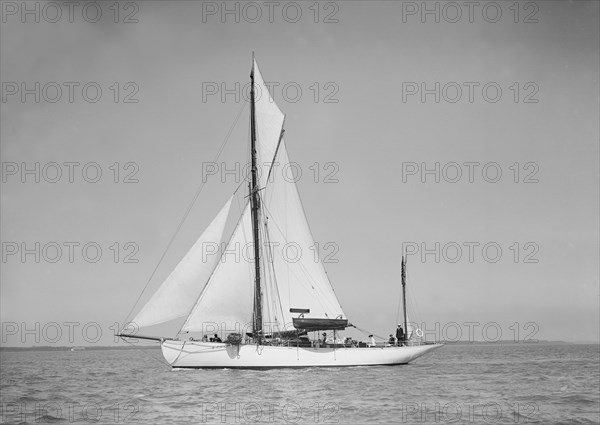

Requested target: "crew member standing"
[{"left": 396, "top": 324, "right": 405, "bottom": 346}]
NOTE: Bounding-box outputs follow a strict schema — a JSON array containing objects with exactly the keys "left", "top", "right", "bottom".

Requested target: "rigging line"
[
  {"left": 257, "top": 217, "right": 271, "bottom": 325},
  {"left": 263, "top": 201, "right": 316, "bottom": 294},
  {"left": 352, "top": 324, "right": 387, "bottom": 342},
  {"left": 260, "top": 198, "right": 287, "bottom": 328},
  {"left": 177, "top": 199, "right": 251, "bottom": 335},
  {"left": 265, "top": 120, "right": 286, "bottom": 183},
  {"left": 288, "top": 157, "right": 347, "bottom": 311},
  {"left": 254, "top": 210, "right": 269, "bottom": 328},
  {"left": 122, "top": 101, "right": 247, "bottom": 328},
  {"left": 255, "top": 150, "right": 297, "bottom": 322},
  {"left": 408, "top": 282, "right": 422, "bottom": 330},
  {"left": 410, "top": 289, "right": 420, "bottom": 321},
  {"left": 257, "top": 197, "right": 280, "bottom": 331},
  {"left": 244, "top": 115, "right": 341, "bottom": 315},
  {"left": 268, "top": 236, "right": 287, "bottom": 329},
  {"left": 258, "top": 200, "right": 342, "bottom": 314}
]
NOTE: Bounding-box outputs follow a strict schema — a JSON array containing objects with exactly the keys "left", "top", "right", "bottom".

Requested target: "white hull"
[{"left": 161, "top": 340, "right": 443, "bottom": 368}]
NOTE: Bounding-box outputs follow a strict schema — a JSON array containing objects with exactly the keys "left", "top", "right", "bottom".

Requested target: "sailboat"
[{"left": 118, "top": 56, "right": 442, "bottom": 368}]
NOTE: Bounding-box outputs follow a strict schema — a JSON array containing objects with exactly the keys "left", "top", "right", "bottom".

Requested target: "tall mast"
[
  {"left": 401, "top": 256, "right": 408, "bottom": 342},
  {"left": 250, "top": 52, "right": 263, "bottom": 343}
]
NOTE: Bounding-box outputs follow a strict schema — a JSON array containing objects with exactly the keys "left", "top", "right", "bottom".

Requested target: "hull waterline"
[{"left": 161, "top": 340, "right": 443, "bottom": 369}]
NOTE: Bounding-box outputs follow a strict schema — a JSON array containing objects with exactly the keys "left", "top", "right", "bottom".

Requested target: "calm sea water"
[{"left": 1, "top": 343, "right": 598, "bottom": 424}]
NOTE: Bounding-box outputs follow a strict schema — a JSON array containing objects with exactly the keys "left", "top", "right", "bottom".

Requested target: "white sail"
[
  {"left": 260, "top": 140, "right": 346, "bottom": 329},
  {"left": 131, "top": 196, "right": 233, "bottom": 328},
  {"left": 180, "top": 202, "right": 255, "bottom": 334},
  {"left": 253, "top": 59, "right": 285, "bottom": 189}
]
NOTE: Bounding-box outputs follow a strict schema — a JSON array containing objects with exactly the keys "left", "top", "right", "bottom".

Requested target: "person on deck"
[
  {"left": 321, "top": 332, "right": 327, "bottom": 345},
  {"left": 368, "top": 335, "right": 376, "bottom": 347},
  {"left": 388, "top": 334, "right": 396, "bottom": 345},
  {"left": 396, "top": 325, "right": 405, "bottom": 346},
  {"left": 213, "top": 333, "right": 222, "bottom": 343}
]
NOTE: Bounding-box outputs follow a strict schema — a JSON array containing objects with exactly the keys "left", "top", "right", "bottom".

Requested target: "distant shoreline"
[
  {"left": 1, "top": 340, "right": 597, "bottom": 352},
  {"left": 0, "top": 345, "right": 161, "bottom": 351}
]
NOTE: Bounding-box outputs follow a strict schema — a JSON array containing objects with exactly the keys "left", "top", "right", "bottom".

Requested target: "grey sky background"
[{"left": 1, "top": 1, "right": 598, "bottom": 345}]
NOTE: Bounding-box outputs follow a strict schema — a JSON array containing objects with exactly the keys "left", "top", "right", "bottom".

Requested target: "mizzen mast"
[
  {"left": 401, "top": 256, "right": 408, "bottom": 342},
  {"left": 249, "top": 53, "right": 263, "bottom": 343}
]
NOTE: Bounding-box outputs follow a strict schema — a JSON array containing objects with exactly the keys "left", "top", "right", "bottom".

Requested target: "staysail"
[
  {"left": 180, "top": 202, "right": 255, "bottom": 333},
  {"left": 131, "top": 196, "right": 233, "bottom": 328}
]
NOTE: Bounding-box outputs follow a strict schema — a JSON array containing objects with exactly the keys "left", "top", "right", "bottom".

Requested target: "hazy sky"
[{"left": 1, "top": 1, "right": 598, "bottom": 346}]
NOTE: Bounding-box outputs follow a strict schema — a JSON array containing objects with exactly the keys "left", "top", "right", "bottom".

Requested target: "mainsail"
[{"left": 131, "top": 196, "right": 233, "bottom": 328}]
